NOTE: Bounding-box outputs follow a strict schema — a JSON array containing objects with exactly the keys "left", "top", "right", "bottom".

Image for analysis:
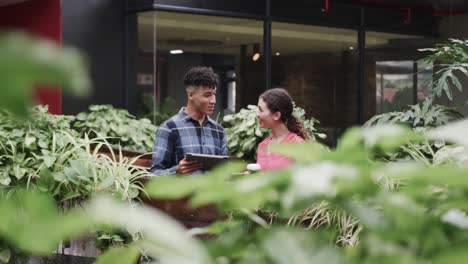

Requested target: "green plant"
[
  {"left": 365, "top": 39, "right": 468, "bottom": 165},
  {"left": 222, "top": 104, "right": 321, "bottom": 160},
  {"left": 0, "top": 106, "right": 149, "bottom": 257},
  {"left": 0, "top": 105, "right": 148, "bottom": 209},
  {"left": 364, "top": 99, "right": 463, "bottom": 164},
  {"left": 287, "top": 202, "right": 361, "bottom": 247},
  {"left": 419, "top": 38, "right": 468, "bottom": 100},
  {"left": 73, "top": 105, "right": 157, "bottom": 152},
  {"left": 5, "top": 121, "right": 468, "bottom": 263},
  {"left": 0, "top": 106, "right": 76, "bottom": 192},
  {"left": 0, "top": 190, "right": 211, "bottom": 264},
  {"left": 0, "top": 30, "right": 155, "bottom": 263},
  {"left": 57, "top": 135, "right": 148, "bottom": 203},
  {"left": 139, "top": 93, "right": 178, "bottom": 126},
  {"left": 365, "top": 98, "right": 463, "bottom": 128}
]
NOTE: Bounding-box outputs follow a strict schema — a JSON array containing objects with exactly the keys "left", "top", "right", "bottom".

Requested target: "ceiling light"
[
  {"left": 275, "top": 52, "right": 280, "bottom": 56},
  {"left": 349, "top": 46, "right": 354, "bottom": 50},
  {"left": 170, "top": 49, "right": 184, "bottom": 54},
  {"left": 252, "top": 44, "right": 260, "bottom": 61}
]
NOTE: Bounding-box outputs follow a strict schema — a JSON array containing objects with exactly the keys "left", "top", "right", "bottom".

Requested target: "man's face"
[{"left": 187, "top": 85, "right": 217, "bottom": 115}]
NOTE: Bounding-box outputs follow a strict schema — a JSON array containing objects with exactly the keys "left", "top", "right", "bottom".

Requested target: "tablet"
[{"left": 185, "top": 153, "right": 229, "bottom": 170}]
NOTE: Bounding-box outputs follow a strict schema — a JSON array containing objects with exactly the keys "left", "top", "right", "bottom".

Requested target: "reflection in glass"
[
  {"left": 136, "top": 11, "right": 263, "bottom": 124},
  {"left": 366, "top": 31, "right": 435, "bottom": 117}
]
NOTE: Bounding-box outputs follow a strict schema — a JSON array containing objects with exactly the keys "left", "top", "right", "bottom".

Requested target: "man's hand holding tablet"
[{"left": 184, "top": 153, "right": 229, "bottom": 171}]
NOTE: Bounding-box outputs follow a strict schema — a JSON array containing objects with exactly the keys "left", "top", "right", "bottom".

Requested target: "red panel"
[{"left": 0, "top": 0, "right": 62, "bottom": 114}]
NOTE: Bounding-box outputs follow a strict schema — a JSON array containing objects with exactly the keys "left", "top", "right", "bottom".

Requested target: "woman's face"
[{"left": 257, "top": 98, "right": 280, "bottom": 128}]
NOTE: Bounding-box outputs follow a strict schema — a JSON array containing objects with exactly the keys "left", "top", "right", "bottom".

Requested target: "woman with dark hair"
[{"left": 255, "top": 88, "right": 309, "bottom": 171}]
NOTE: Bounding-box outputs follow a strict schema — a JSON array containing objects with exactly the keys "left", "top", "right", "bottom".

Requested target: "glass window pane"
[
  {"left": 375, "top": 60, "right": 414, "bottom": 113},
  {"left": 136, "top": 11, "right": 263, "bottom": 124},
  {"left": 365, "top": 31, "right": 435, "bottom": 117},
  {"left": 272, "top": 22, "right": 358, "bottom": 145},
  {"left": 153, "top": 0, "right": 266, "bottom": 15},
  {"left": 417, "top": 61, "right": 432, "bottom": 103}
]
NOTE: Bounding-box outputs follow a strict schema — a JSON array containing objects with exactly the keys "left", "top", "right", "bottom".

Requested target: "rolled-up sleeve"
[{"left": 150, "top": 123, "right": 177, "bottom": 176}]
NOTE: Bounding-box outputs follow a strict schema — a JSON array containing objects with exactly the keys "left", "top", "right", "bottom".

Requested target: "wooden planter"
[{"left": 94, "top": 145, "right": 220, "bottom": 229}]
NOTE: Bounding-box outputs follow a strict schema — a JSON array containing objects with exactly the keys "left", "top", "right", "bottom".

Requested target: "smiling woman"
[{"left": 256, "top": 88, "right": 307, "bottom": 171}]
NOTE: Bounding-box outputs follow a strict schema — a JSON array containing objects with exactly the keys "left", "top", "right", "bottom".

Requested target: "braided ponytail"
[{"left": 286, "top": 115, "right": 310, "bottom": 140}]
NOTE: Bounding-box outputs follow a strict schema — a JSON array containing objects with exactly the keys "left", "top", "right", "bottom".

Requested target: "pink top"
[{"left": 257, "top": 132, "right": 304, "bottom": 171}]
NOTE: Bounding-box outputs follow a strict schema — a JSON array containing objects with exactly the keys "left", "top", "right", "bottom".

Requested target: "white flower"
[{"left": 441, "top": 209, "right": 468, "bottom": 229}]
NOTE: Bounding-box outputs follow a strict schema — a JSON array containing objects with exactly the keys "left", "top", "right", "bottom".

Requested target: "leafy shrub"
[
  {"left": 0, "top": 106, "right": 147, "bottom": 203},
  {"left": 222, "top": 104, "right": 321, "bottom": 161},
  {"left": 73, "top": 105, "right": 157, "bottom": 152},
  {"left": 365, "top": 98, "right": 463, "bottom": 128},
  {"left": 363, "top": 39, "right": 468, "bottom": 165},
  {"left": 0, "top": 106, "right": 75, "bottom": 190}
]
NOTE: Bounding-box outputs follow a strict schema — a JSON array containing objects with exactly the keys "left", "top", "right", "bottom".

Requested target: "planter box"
[
  {"left": 94, "top": 145, "right": 220, "bottom": 228},
  {"left": 11, "top": 254, "right": 94, "bottom": 264},
  {"left": 91, "top": 144, "right": 152, "bottom": 169},
  {"left": 141, "top": 195, "right": 220, "bottom": 229}
]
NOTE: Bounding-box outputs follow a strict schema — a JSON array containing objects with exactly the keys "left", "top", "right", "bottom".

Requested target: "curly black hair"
[{"left": 183, "top": 66, "right": 219, "bottom": 89}]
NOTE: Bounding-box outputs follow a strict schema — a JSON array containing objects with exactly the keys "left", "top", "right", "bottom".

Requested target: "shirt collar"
[{"left": 179, "top": 107, "right": 215, "bottom": 125}]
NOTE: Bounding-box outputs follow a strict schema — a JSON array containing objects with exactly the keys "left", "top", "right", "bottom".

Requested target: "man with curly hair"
[{"left": 151, "top": 66, "right": 228, "bottom": 175}]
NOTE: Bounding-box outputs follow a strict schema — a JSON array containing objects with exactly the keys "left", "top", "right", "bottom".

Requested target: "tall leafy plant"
[
  {"left": 420, "top": 38, "right": 468, "bottom": 100},
  {"left": 367, "top": 38, "right": 468, "bottom": 129},
  {"left": 364, "top": 39, "right": 468, "bottom": 164},
  {"left": 73, "top": 105, "right": 157, "bottom": 152}
]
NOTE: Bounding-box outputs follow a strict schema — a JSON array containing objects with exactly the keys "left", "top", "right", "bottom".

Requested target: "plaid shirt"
[{"left": 151, "top": 108, "right": 228, "bottom": 175}]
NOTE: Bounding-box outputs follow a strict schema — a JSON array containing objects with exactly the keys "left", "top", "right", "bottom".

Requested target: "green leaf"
[
  {"left": 431, "top": 246, "right": 468, "bottom": 264},
  {"left": 37, "top": 168, "right": 55, "bottom": 192},
  {"left": 88, "top": 196, "right": 213, "bottom": 263},
  {"left": 262, "top": 229, "right": 342, "bottom": 264},
  {"left": 145, "top": 162, "right": 245, "bottom": 199},
  {"left": 0, "top": 32, "right": 91, "bottom": 116},
  {"left": 0, "top": 190, "right": 93, "bottom": 254},
  {"left": 95, "top": 246, "right": 140, "bottom": 264},
  {"left": 43, "top": 155, "right": 56, "bottom": 168},
  {"left": 0, "top": 171, "right": 11, "bottom": 186},
  {"left": 24, "top": 133, "right": 36, "bottom": 147},
  {"left": 101, "top": 175, "right": 115, "bottom": 189}
]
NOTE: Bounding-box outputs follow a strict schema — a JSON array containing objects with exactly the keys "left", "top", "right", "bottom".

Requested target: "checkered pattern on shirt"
[{"left": 150, "top": 108, "right": 228, "bottom": 175}]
